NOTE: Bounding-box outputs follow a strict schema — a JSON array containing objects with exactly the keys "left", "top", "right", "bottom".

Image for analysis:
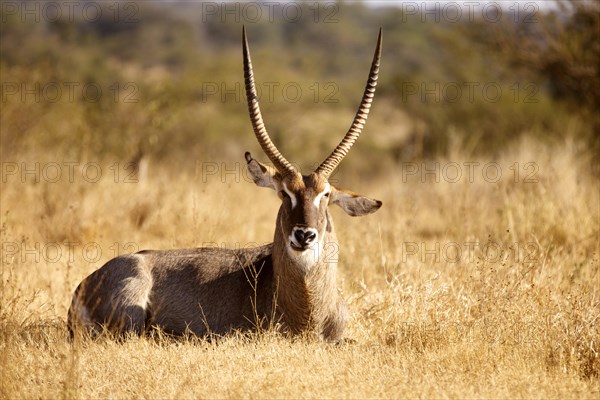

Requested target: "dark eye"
[{"left": 324, "top": 192, "right": 330, "bottom": 198}]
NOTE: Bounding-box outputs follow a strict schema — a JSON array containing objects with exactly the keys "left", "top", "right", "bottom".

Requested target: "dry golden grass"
[{"left": 1, "top": 137, "right": 598, "bottom": 399}]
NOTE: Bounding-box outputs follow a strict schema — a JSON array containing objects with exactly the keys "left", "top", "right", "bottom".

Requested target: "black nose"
[{"left": 294, "top": 229, "right": 317, "bottom": 245}]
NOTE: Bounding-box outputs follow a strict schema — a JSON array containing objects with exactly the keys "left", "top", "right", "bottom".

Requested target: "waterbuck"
[{"left": 67, "top": 28, "right": 383, "bottom": 342}]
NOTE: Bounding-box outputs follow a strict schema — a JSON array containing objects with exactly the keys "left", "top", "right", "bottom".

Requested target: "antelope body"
[{"left": 68, "top": 28, "right": 383, "bottom": 342}]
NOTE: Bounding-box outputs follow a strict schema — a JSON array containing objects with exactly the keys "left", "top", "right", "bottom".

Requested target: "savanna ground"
[
  {"left": 1, "top": 1, "right": 600, "bottom": 399},
  {"left": 1, "top": 136, "right": 598, "bottom": 398}
]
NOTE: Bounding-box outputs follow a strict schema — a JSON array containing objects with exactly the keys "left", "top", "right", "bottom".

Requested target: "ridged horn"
[
  {"left": 243, "top": 26, "right": 296, "bottom": 176},
  {"left": 316, "top": 28, "right": 382, "bottom": 178}
]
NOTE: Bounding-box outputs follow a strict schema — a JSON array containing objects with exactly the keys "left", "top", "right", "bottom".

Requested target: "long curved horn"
[
  {"left": 316, "top": 28, "right": 382, "bottom": 178},
  {"left": 243, "top": 26, "right": 296, "bottom": 176}
]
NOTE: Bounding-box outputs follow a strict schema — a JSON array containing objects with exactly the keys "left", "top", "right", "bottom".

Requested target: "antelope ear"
[
  {"left": 330, "top": 186, "right": 382, "bottom": 217},
  {"left": 245, "top": 152, "right": 282, "bottom": 191}
]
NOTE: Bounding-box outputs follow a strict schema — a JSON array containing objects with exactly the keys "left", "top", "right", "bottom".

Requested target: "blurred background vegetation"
[{"left": 1, "top": 0, "right": 598, "bottom": 174}]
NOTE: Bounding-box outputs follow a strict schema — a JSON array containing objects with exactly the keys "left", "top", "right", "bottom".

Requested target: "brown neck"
[{"left": 271, "top": 209, "right": 339, "bottom": 334}]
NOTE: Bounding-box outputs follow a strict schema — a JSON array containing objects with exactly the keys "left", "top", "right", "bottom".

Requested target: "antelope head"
[{"left": 243, "top": 27, "right": 383, "bottom": 261}]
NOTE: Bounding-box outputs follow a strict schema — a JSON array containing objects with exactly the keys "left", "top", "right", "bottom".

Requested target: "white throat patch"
[{"left": 286, "top": 239, "right": 323, "bottom": 269}]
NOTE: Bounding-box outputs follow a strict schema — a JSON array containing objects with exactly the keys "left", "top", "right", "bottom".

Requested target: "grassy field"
[
  {"left": 1, "top": 2, "right": 599, "bottom": 397},
  {"left": 1, "top": 135, "right": 598, "bottom": 398}
]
